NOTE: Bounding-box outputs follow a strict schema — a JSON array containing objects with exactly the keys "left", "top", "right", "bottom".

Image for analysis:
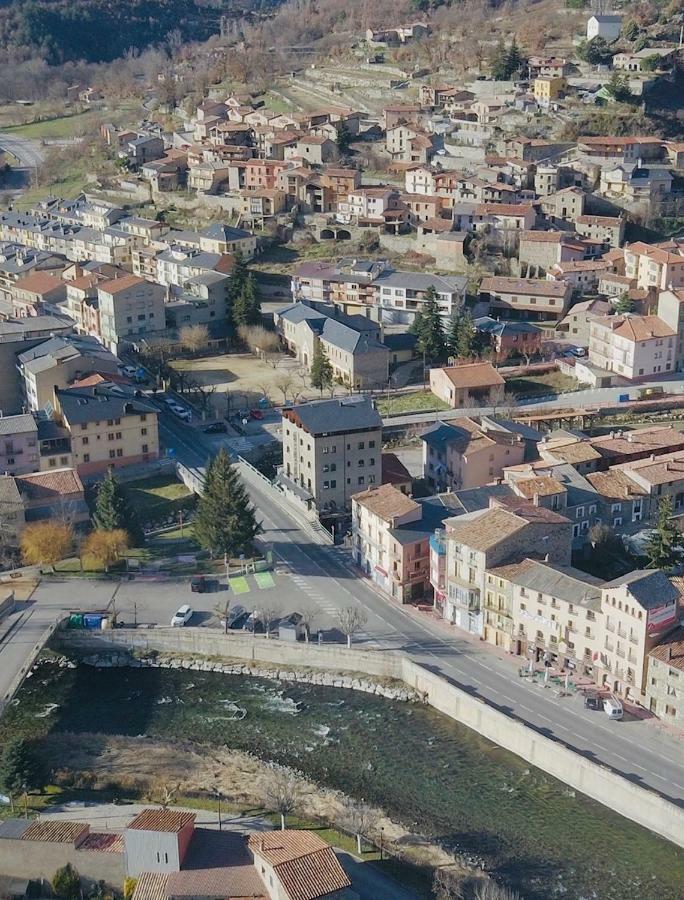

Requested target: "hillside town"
[{"left": 0, "top": 2, "right": 684, "bottom": 898}]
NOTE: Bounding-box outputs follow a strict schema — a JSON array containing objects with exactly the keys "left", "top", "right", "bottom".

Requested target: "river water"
[{"left": 4, "top": 662, "right": 684, "bottom": 900}]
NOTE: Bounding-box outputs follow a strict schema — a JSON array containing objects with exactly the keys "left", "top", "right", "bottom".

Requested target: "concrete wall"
[
  {"left": 54, "top": 627, "right": 684, "bottom": 849},
  {"left": 0, "top": 837, "right": 124, "bottom": 889}
]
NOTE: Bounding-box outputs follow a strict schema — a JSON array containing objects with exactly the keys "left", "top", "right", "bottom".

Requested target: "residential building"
[
  {"left": 0, "top": 413, "right": 39, "bottom": 475},
  {"left": 657, "top": 288, "right": 684, "bottom": 370},
  {"left": 274, "top": 301, "right": 389, "bottom": 389},
  {"left": 587, "top": 14, "right": 622, "bottom": 41},
  {"left": 10, "top": 272, "right": 67, "bottom": 317},
  {"left": 474, "top": 316, "right": 543, "bottom": 362},
  {"left": 97, "top": 275, "right": 166, "bottom": 353},
  {"left": 539, "top": 425, "right": 684, "bottom": 474},
  {"left": 381, "top": 452, "right": 413, "bottom": 494},
  {"left": 599, "top": 164, "right": 673, "bottom": 212},
  {"left": 352, "top": 483, "right": 450, "bottom": 602},
  {"left": 198, "top": 223, "right": 257, "bottom": 258},
  {"left": 17, "top": 334, "right": 119, "bottom": 412},
  {"left": 574, "top": 215, "right": 625, "bottom": 247},
  {"left": 533, "top": 77, "right": 566, "bottom": 107},
  {"left": 125, "top": 808, "right": 196, "bottom": 877},
  {"left": 54, "top": 384, "right": 159, "bottom": 477},
  {"left": 555, "top": 298, "right": 611, "bottom": 346},
  {"left": 646, "top": 627, "right": 684, "bottom": 727},
  {"left": 588, "top": 314, "right": 676, "bottom": 379},
  {"left": 279, "top": 396, "right": 382, "bottom": 515},
  {"left": 624, "top": 241, "right": 684, "bottom": 291},
  {"left": 442, "top": 499, "right": 572, "bottom": 636},
  {"left": 422, "top": 416, "right": 525, "bottom": 491},
  {"left": 248, "top": 831, "right": 351, "bottom": 900},
  {"left": 429, "top": 362, "right": 505, "bottom": 409},
  {"left": 10, "top": 468, "right": 89, "bottom": 533},
  {"left": 478, "top": 276, "right": 572, "bottom": 322}
]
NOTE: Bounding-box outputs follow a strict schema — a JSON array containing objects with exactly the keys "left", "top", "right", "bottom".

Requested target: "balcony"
[
  {"left": 616, "top": 647, "right": 625, "bottom": 659},
  {"left": 447, "top": 579, "right": 480, "bottom": 611},
  {"left": 617, "top": 626, "right": 627, "bottom": 639},
  {"left": 606, "top": 621, "right": 615, "bottom": 633}
]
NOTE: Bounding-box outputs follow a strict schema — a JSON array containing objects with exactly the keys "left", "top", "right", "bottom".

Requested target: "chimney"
[{"left": 668, "top": 644, "right": 673, "bottom": 662}]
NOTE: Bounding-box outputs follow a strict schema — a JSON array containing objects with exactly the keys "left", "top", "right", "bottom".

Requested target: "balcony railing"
[
  {"left": 447, "top": 579, "right": 480, "bottom": 611},
  {"left": 606, "top": 621, "right": 615, "bottom": 633},
  {"left": 616, "top": 648, "right": 625, "bottom": 659}
]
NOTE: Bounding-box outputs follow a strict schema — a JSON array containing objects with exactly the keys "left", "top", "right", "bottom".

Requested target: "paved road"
[
  {"left": 0, "top": 132, "right": 45, "bottom": 169},
  {"left": 152, "top": 406, "right": 684, "bottom": 806}
]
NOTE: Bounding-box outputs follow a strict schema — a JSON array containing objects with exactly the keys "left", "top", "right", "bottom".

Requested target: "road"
[
  {"left": 0, "top": 131, "right": 44, "bottom": 195},
  {"left": 157, "top": 408, "right": 684, "bottom": 807}
]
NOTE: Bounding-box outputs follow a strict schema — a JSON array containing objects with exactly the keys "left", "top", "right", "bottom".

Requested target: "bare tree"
[
  {"left": 337, "top": 798, "right": 381, "bottom": 854},
  {"left": 180, "top": 324, "right": 209, "bottom": 356},
  {"left": 274, "top": 373, "right": 295, "bottom": 404},
  {"left": 298, "top": 604, "right": 317, "bottom": 643},
  {"left": 433, "top": 868, "right": 465, "bottom": 900},
  {"left": 474, "top": 881, "right": 522, "bottom": 900},
  {"left": 337, "top": 606, "right": 368, "bottom": 648},
  {"left": 262, "top": 769, "right": 301, "bottom": 830},
  {"left": 258, "top": 603, "right": 282, "bottom": 639}
]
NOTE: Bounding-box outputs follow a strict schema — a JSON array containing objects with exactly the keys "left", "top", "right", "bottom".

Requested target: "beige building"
[
  {"left": 55, "top": 384, "right": 159, "bottom": 477},
  {"left": 656, "top": 288, "right": 684, "bottom": 371},
  {"left": 280, "top": 396, "right": 382, "bottom": 515},
  {"left": 479, "top": 276, "right": 572, "bottom": 322},
  {"left": 429, "top": 361, "right": 505, "bottom": 409},
  {"left": 624, "top": 241, "right": 684, "bottom": 291},
  {"left": 97, "top": 274, "right": 166, "bottom": 353},
  {"left": 588, "top": 314, "right": 676, "bottom": 379},
  {"left": 421, "top": 417, "right": 525, "bottom": 492},
  {"left": 442, "top": 499, "right": 572, "bottom": 636},
  {"left": 646, "top": 627, "right": 684, "bottom": 727},
  {"left": 575, "top": 215, "right": 624, "bottom": 247}
]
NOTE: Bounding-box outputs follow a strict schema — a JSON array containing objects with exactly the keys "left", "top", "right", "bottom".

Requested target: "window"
[
  {"left": 108, "top": 433, "right": 114, "bottom": 441},
  {"left": 82, "top": 436, "right": 89, "bottom": 445},
  {"left": 48, "top": 458, "right": 56, "bottom": 467},
  {"left": 358, "top": 476, "right": 365, "bottom": 485},
  {"left": 369, "top": 440, "right": 375, "bottom": 448},
  {"left": 115, "top": 432, "right": 122, "bottom": 440},
  {"left": 141, "top": 428, "right": 147, "bottom": 436},
  {"left": 109, "top": 449, "right": 116, "bottom": 459},
  {"left": 83, "top": 453, "right": 90, "bottom": 463},
  {"left": 358, "top": 441, "right": 365, "bottom": 450},
  {"left": 142, "top": 444, "right": 148, "bottom": 453},
  {"left": 369, "top": 458, "right": 375, "bottom": 466},
  {"left": 140, "top": 414, "right": 147, "bottom": 422},
  {"left": 116, "top": 448, "right": 123, "bottom": 457}
]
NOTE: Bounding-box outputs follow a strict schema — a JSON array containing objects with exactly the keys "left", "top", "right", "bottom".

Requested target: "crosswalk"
[{"left": 280, "top": 563, "right": 372, "bottom": 643}]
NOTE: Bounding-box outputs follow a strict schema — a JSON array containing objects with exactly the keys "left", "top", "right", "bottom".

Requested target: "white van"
[{"left": 603, "top": 696, "right": 623, "bottom": 720}]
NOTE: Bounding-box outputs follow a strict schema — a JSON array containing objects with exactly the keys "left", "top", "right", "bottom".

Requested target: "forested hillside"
[{"left": 0, "top": 0, "right": 281, "bottom": 63}]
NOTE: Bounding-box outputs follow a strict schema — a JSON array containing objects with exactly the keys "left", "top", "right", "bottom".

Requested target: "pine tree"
[
  {"left": 194, "top": 449, "right": 261, "bottom": 558},
  {"left": 646, "top": 497, "right": 683, "bottom": 570},
  {"left": 92, "top": 470, "right": 144, "bottom": 546},
  {"left": 491, "top": 40, "right": 509, "bottom": 80},
  {"left": 615, "top": 292, "right": 635, "bottom": 314},
  {"left": 336, "top": 120, "right": 352, "bottom": 154},
  {"left": 310, "top": 340, "right": 333, "bottom": 393},
  {"left": 507, "top": 39, "right": 523, "bottom": 77},
  {"left": 455, "top": 309, "right": 476, "bottom": 359},
  {"left": 414, "top": 286, "right": 445, "bottom": 362},
  {"left": 0, "top": 737, "right": 42, "bottom": 798},
  {"left": 445, "top": 310, "right": 462, "bottom": 359}
]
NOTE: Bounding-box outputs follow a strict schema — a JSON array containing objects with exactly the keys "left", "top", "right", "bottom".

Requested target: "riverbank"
[{"left": 3, "top": 659, "right": 683, "bottom": 900}]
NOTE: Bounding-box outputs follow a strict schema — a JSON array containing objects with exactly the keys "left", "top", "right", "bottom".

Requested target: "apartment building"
[
  {"left": 588, "top": 314, "right": 676, "bottom": 379},
  {"left": 646, "top": 628, "right": 684, "bottom": 727},
  {"left": 54, "top": 384, "right": 159, "bottom": 477},
  {"left": 539, "top": 425, "right": 684, "bottom": 474},
  {"left": 429, "top": 362, "right": 505, "bottom": 409},
  {"left": 575, "top": 215, "right": 624, "bottom": 247},
  {"left": 657, "top": 287, "right": 684, "bottom": 370},
  {"left": 478, "top": 276, "right": 572, "bottom": 322},
  {"left": 421, "top": 417, "right": 526, "bottom": 492},
  {"left": 97, "top": 275, "right": 166, "bottom": 353},
  {"left": 274, "top": 301, "right": 389, "bottom": 389},
  {"left": 0, "top": 414, "right": 39, "bottom": 476},
  {"left": 352, "top": 483, "right": 449, "bottom": 602},
  {"left": 280, "top": 396, "right": 382, "bottom": 515},
  {"left": 518, "top": 231, "right": 588, "bottom": 274},
  {"left": 441, "top": 499, "right": 572, "bottom": 636},
  {"left": 17, "top": 334, "right": 119, "bottom": 412},
  {"left": 11, "top": 271, "right": 67, "bottom": 317},
  {"left": 587, "top": 449, "right": 684, "bottom": 525}
]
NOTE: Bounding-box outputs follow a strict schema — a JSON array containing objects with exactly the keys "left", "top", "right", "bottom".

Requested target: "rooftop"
[
  {"left": 602, "top": 570, "right": 680, "bottom": 610},
  {"left": 284, "top": 396, "right": 382, "bottom": 436},
  {"left": 127, "top": 808, "right": 196, "bottom": 833},
  {"left": 248, "top": 831, "right": 351, "bottom": 900},
  {"left": 352, "top": 482, "right": 419, "bottom": 521},
  {"left": 436, "top": 361, "right": 505, "bottom": 389},
  {"left": 21, "top": 820, "right": 89, "bottom": 844},
  {"left": 649, "top": 626, "right": 684, "bottom": 673}
]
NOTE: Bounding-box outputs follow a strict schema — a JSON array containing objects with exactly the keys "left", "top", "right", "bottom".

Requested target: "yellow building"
[{"left": 533, "top": 77, "right": 566, "bottom": 107}]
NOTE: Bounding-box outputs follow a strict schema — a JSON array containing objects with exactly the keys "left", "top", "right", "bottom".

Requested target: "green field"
[
  {"left": 4, "top": 110, "right": 99, "bottom": 139},
  {"left": 377, "top": 390, "right": 449, "bottom": 416},
  {"left": 123, "top": 474, "right": 195, "bottom": 525},
  {"left": 505, "top": 371, "right": 580, "bottom": 398}
]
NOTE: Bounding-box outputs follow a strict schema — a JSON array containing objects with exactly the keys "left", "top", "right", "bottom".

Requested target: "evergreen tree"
[
  {"left": 92, "top": 470, "right": 144, "bottom": 546},
  {"left": 413, "top": 286, "right": 445, "bottom": 361},
  {"left": 646, "top": 497, "right": 683, "bottom": 570},
  {"left": 232, "top": 267, "right": 261, "bottom": 329},
  {"left": 491, "top": 40, "right": 510, "bottom": 80},
  {"left": 605, "top": 72, "right": 632, "bottom": 102},
  {"left": 51, "top": 863, "right": 81, "bottom": 900},
  {"left": 336, "top": 120, "right": 352, "bottom": 154},
  {"left": 0, "top": 737, "right": 42, "bottom": 798},
  {"left": 194, "top": 449, "right": 261, "bottom": 558},
  {"left": 445, "top": 310, "right": 462, "bottom": 359},
  {"left": 455, "top": 309, "right": 476, "bottom": 358},
  {"left": 310, "top": 340, "right": 333, "bottom": 393},
  {"left": 507, "top": 39, "right": 524, "bottom": 77},
  {"left": 615, "top": 292, "right": 635, "bottom": 314}
]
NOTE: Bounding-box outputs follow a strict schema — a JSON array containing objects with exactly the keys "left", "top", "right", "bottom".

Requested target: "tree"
[
  {"left": 258, "top": 603, "right": 282, "bottom": 638},
  {"left": 433, "top": 868, "right": 465, "bottom": 900},
  {"left": 614, "top": 292, "right": 635, "bottom": 314},
  {"left": 336, "top": 120, "right": 352, "bottom": 154},
  {"left": 92, "top": 470, "right": 144, "bottom": 545},
  {"left": 194, "top": 448, "right": 261, "bottom": 558},
  {"left": 623, "top": 19, "right": 639, "bottom": 42},
  {"left": 445, "top": 310, "right": 462, "bottom": 360},
  {"left": 337, "top": 798, "right": 380, "bottom": 854},
  {"left": 310, "top": 340, "right": 333, "bottom": 393},
  {"left": 474, "top": 881, "right": 522, "bottom": 900},
  {"left": 605, "top": 72, "right": 632, "bottom": 103},
  {"left": 646, "top": 496, "right": 683, "bottom": 570},
  {"left": 298, "top": 604, "right": 316, "bottom": 642},
  {"left": 21, "top": 521, "right": 72, "bottom": 570},
  {"left": 578, "top": 37, "right": 611, "bottom": 65},
  {"left": 588, "top": 522, "right": 618, "bottom": 551},
  {"left": 124, "top": 878, "right": 138, "bottom": 900},
  {"left": 52, "top": 863, "right": 81, "bottom": 900},
  {"left": 455, "top": 309, "right": 476, "bottom": 359},
  {"left": 410, "top": 286, "right": 445, "bottom": 362},
  {"left": 490, "top": 39, "right": 525, "bottom": 80},
  {"left": 231, "top": 254, "right": 261, "bottom": 329},
  {"left": 82, "top": 528, "right": 129, "bottom": 573},
  {"left": 263, "top": 769, "right": 301, "bottom": 830},
  {"left": 0, "top": 738, "right": 42, "bottom": 807},
  {"left": 337, "top": 605, "right": 368, "bottom": 648},
  {"left": 179, "top": 323, "right": 209, "bottom": 355}
]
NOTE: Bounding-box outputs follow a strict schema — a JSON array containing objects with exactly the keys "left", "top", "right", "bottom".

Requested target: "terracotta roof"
[
  {"left": 132, "top": 872, "right": 169, "bottom": 900},
  {"left": 21, "top": 820, "right": 89, "bottom": 844},
  {"left": 480, "top": 276, "right": 569, "bottom": 298},
  {"left": 127, "top": 808, "right": 196, "bottom": 833},
  {"left": 520, "top": 230, "right": 565, "bottom": 243},
  {"left": 649, "top": 626, "right": 684, "bottom": 673},
  {"left": 540, "top": 441, "right": 601, "bottom": 465},
  {"left": 592, "top": 426, "right": 684, "bottom": 458},
  {"left": 15, "top": 468, "right": 84, "bottom": 500},
  {"left": 576, "top": 215, "right": 622, "bottom": 227},
  {"left": 625, "top": 242, "right": 684, "bottom": 266},
  {"left": 436, "top": 361, "right": 505, "bottom": 389},
  {"left": 98, "top": 274, "right": 146, "bottom": 295},
  {"left": 446, "top": 503, "right": 567, "bottom": 552},
  {"left": 476, "top": 203, "right": 534, "bottom": 217},
  {"left": 514, "top": 475, "right": 566, "bottom": 499},
  {"left": 352, "top": 482, "right": 419, "bottom": 521},
  {"left": 586, "top": 469, "right": 647, "bottom": 500},
  {"left": 80, "top": 831, "right": 124, "bottom": 853},
  {"left": 593, "top": 314, "right": 675, "bottom": 342},
  {"left": 615, "top": 449, "right": 684, "bottom": 486},
  {"left": 14, "top": 272, "right": 65, "bottom": 296},
  {"left": 248, "top": 831, "right": 350, "bottom": 900}
]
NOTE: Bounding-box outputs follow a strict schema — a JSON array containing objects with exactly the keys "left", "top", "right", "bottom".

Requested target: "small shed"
[{"left": 278, "top": 612, "right": 308, "bottom": 642}]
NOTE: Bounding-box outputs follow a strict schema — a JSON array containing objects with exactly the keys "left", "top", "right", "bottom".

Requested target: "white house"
[{"left": 587, "top": 14, "right": 622, "bottom": 41}]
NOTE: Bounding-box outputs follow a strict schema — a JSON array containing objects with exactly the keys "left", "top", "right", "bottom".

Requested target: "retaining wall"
[{"left": 54, "top": 628, "right": 684, "bottom": 849}]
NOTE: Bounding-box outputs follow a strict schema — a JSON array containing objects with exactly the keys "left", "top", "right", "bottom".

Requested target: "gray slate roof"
[
  {"left": 509, "top": 560, "right": 603, "bottom": 609},
  {"left": 57, "top": 385, "right": 156, "bottom": 425},
  {"left": 288, "top": 396, "right": 382, "bottom": 435},
  {"left": 602, "top": 570, "right": 680, "bottom": 610},
  {"left": 0, "top": 413, "right": 37, "bottom": 436}
]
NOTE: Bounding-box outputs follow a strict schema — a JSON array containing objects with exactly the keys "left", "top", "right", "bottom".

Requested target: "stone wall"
[
  {"left": 54, "top": 627, "right": 684, "bottom": 849},
  {"left": 0, "top": 837, "right": 124, "bottom": 889}
]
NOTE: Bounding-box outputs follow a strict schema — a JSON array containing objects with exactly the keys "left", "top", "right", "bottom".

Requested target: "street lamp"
[{"left": 215, "top": 790, "right": 223, "bottom": 831}]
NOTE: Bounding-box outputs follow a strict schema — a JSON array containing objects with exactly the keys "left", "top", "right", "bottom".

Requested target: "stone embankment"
[{"left": 74, "top": 652, "right": 421, "bottom": 703}]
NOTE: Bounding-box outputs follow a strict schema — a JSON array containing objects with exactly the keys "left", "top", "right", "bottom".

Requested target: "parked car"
[
  {"left": 204, "top": 421, "right": 227, "bottom": 434},
  {"left": 220, "top": 604, "right": 248, "bottom": 630},
  {"left": 163, "top": 397, "right": 178, "bottom": 408},
  {"left": 171, "top": 405, "right": 192, "bottom": 422},
  {"left": 603, "top": 695, "right": 623, "bottom": 720},
  {"left": 584, "top": 690, "right": 601, "bottom": 711},
  {"left": 121, "top": 365, "right": 137, "bottom": 378},
  {"left": 243, "top": 611, "right": 265, "bottom": 634},
  {"left": 249, "top": 409, "right": 264, "bottom": 420},
  {"left": 171, "top": 604, "right": 193, "bottom": 626}
]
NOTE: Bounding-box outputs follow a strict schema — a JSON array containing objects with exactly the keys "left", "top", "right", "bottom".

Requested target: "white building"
[{"left": 587, "top": 14, "right": 622, "bottom": 41}]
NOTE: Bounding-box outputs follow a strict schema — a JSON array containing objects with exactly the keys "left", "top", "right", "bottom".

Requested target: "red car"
[{"left": 249, "top": 409, "right": 264, "bottom": 420}]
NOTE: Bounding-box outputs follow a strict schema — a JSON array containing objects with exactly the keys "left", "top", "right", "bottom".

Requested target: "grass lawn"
[
  {"left": 505, "top": 371, "right": 580, "bottom": 398},
  {"left": 377, "top": 390, "right": 449, "bottom": 416},
  {"left": 123, "top": 474, "right": 195, "bottom": 523},
  {"left": 4, "top": 110, "right": 98, "bottom": 139}
]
